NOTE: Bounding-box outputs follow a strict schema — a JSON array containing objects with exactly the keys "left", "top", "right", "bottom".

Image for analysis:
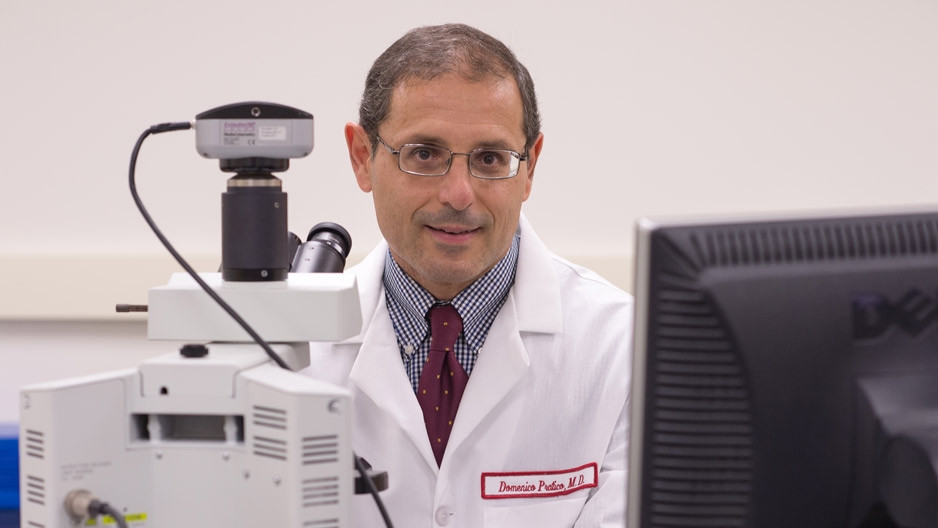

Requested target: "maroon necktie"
[{"left": 417, "top": 304, "right": 468, "bottom": 466}]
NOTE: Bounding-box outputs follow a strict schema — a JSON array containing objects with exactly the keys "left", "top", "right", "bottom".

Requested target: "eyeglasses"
[{"left": 376, "top": 135, "right": 528, "bottom": 180}]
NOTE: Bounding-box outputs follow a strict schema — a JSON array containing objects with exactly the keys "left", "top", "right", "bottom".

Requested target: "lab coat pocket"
[{"left": 483, "top": 495, "right": 587, "bottom": 527}]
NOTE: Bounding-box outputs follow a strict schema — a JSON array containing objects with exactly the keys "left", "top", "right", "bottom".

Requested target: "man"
[{"left": 304, "top": 23, "right": 631, "bottom": 527}]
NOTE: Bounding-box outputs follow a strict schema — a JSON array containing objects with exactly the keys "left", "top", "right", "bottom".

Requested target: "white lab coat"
[{"left": 303, "top": 215, "right": 632, "bottom": 528}]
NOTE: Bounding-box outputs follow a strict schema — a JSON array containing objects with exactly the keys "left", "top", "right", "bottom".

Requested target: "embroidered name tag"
[{"left": 481, "top": 462, "right": 598, "bottom": 499}]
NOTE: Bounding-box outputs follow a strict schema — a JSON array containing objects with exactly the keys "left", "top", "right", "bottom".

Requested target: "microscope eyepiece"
[{"left": 291, "top": 222, "right": 353, "bottom": 273}]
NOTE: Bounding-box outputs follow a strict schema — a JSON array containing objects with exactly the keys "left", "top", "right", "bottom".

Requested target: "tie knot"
[{"left": 428, "top": 304, "right": 463, "bottom": 352}]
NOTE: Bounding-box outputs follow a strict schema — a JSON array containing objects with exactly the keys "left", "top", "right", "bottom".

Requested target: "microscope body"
[{"left": 19, "top": 273, "right": 362, "bottom": 528}]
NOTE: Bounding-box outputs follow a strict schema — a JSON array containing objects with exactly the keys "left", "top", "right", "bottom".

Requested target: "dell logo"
[{"left": 852, "top": 290, "right": 938, "bottom": 340}]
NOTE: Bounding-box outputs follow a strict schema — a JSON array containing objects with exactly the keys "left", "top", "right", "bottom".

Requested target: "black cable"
[
  {"left": 128, "top": 122, "right": 290, "bottom": 369},
  {"left": 355, "top": 455, "right": 395, "bottom": 528},
  {"left": 88, "top": 500, "right": 128, "bottom": 528}
]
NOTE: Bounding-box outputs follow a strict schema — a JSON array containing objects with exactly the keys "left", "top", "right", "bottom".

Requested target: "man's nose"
[{"left": 437, "top": 154, "right": 476, "bottom": 211}]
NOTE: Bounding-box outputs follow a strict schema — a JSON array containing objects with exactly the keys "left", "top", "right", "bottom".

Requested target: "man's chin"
[{"left": 420, "top": 266, "right": 480, "bottom": 287}]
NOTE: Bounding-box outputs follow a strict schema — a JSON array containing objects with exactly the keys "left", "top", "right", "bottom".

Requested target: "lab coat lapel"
[
  {"left": 446, "top": 214, "right": 564, "bottom": 457},
  {"left": 345, "top": 242, "right": 440, "bottom": 471},
  {"left": 446, "top": 294, "right": 529, "bottom": 456},
  {"left": 349, "top": 302, "right": 440, "bottom": 470}
]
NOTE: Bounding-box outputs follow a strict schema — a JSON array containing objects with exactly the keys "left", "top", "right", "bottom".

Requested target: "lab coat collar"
[
  {"left": 342, "top": 237, "right": 388, "bottom": 345},
  {"left": 512, "top": 213, "right": 564, "bottom": 334}
]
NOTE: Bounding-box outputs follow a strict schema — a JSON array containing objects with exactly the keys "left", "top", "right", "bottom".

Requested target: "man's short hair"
[{"left": 358, "top": 23, "right": 541, "bottom": 153}]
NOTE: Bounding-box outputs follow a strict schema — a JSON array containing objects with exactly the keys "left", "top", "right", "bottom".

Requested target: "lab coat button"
[{"left": 435, "top": 506, "right": 452, "bottom": 526}]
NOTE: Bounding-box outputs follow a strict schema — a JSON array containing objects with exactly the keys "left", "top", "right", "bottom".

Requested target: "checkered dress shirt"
[{"left": 383, "top": 233, "right": 519, "bottom": 393}]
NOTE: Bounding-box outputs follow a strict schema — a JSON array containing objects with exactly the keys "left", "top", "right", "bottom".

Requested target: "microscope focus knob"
[{"left": 180, "top": 343, "right": 209, "bottom": 358}]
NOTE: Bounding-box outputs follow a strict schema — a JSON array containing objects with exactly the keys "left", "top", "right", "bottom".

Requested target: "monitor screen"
[{"left": 628, "top": 209, "right": 938, "bottom": 528}]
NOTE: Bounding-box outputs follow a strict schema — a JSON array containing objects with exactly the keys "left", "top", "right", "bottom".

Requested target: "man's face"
[{"left": 346, "top": 73, "right": 543, "bottom": 300}]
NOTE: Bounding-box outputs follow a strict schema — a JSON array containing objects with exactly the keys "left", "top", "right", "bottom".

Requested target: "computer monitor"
[{"left": 628, "top": 208, "right": 938, "bottom": 528}]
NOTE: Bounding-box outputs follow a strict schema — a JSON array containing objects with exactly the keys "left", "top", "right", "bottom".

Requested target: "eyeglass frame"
[{"left": 375, "top": 135, "right": 529, "bottom": 180}]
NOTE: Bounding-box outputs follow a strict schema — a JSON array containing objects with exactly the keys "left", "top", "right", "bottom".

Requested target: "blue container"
[{"left": 0, "top": 424, "right": 18, "bottom": 511}]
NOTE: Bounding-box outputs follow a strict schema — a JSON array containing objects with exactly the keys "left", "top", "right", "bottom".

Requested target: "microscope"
[{"left": 18, "top": 103, "right": 375, "bottom": 527}]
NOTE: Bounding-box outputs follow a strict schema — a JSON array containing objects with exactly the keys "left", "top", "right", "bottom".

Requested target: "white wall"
[{"left": 2, "top": 1, "right": 937, "bottom": 423}]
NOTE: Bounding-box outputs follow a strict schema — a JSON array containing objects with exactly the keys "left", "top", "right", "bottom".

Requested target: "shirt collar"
[{"left": 383, "top": 232, "right": 519, "bottom": 350}]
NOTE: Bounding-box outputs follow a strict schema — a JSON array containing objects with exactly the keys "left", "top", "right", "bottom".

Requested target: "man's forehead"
[
  {"left": 382, "top": 74, "right": 525, "bottom": 141},
  {"left": 392, "top": 72, "right": 519, "bottom": 100}
]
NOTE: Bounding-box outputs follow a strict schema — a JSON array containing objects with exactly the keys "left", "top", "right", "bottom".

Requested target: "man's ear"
[
  {"left": 521, "top": 132, "right": 544, "bottom": 201},
  {"left": 345, "top": 122, "right": 374, "bottom": 192}
]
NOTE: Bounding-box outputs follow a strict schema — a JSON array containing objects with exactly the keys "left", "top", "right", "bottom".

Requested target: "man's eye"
[
  {"left": 405, "top": 146, "right": 443, "bottom": 163},
  {"left": 414, "top": 148, "right": 435, "bottom": 161},
  {"left": 476, "top": 151, "right": 507, "bottom": 166}
]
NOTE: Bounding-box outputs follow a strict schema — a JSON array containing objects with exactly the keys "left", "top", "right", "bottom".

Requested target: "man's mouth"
[
  {"left": 430, "top": 226, "right": 477, "bottom": 235},
  {"left": 427, "top": 225, "right": 480, "bottom": 244}
]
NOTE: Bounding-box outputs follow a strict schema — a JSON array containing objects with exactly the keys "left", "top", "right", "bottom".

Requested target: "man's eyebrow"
[{"left": 399, "top": 134, "right": 447, "bottom": 146}]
